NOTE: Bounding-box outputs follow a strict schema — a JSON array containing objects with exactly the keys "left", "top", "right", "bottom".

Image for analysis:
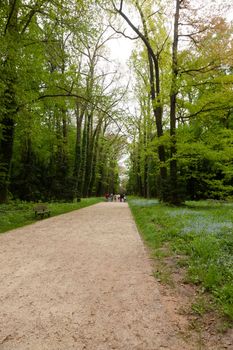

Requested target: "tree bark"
[
  {"left": 88, "top": 121, "right": 102, "bottom": 196},
  {"left": 0, "top": 0, "right": 19, "bottom": 203},
  {"left": 115, "top": 0, "right": 168, "bottom": 199},
  {"left": 73, "top": 103, "right": 84, "bottom": 198},
  {"left": 136, "top": 2, "right": 167, "bottom": 200},
  {"left": 169, "top": 0, "right": 181, "bottom": 204},
  {"left": 82, "top": 112, "right": 92, "bottom": 197}
]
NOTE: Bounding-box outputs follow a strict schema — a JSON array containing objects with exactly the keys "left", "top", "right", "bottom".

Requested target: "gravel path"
[{"left": 0, "top": 202, "right": 190, "bottom": 350}]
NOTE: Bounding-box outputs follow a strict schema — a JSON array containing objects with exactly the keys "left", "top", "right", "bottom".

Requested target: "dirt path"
[{"left": 0, "top": 202, "right": 191, "bottom": 350}]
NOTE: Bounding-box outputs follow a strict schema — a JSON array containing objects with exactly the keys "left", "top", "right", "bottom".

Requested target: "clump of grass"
[
  {"left": 0, "top": 198, "right": 102, "bottom": 234},
  {"left": 128, "top": 198, "right": 233, "bottom": 322},
  {"left": 130, "top": 199, "right": 159, "bottom": 207},
  {"left": 191, "top": 296, "right": 213, "bottom": 317}
]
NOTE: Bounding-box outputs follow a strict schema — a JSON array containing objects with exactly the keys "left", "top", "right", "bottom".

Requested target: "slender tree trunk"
[
  {"left": 95, "top": 123, "right": 108, "bottom": 197},
  {"left": 136, "top": 1, "right": 167, "bottom": 200},
  {"left": 147, "top": 47, "right": 167, "bottom": 200},
  {"left": 82, "top": 113, "right": 92, "bottom": 197},
  {"left": 117, "top": 2, "right": 168, "bottom": 200},
  {"left": 95, "top": 147, "right": 104, "bottom": 196},
  {"left": 0, "top": 115, "right": 15, "bottom": 203},
  {"left": 73, "top": 103, "right": 84, "bottom": 198},
  {"left": 62, "top": 107, "right": 68, "bottom": 158},
  {"left": 146, "top": 157, "right": 151, "bottom": 198},
  {"left": 79, "top": 113, "right": 88, "bottom": 196},
  {"left": 169, "top": 0, "right": 180, "bottom": 204},
  {"left": 88, "top": 122, "right": 102, "bottom": 196}
]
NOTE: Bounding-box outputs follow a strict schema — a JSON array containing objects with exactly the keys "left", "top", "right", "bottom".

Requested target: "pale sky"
[
  {"left": 108, "top": 36, "right": 134, "bottom": 63},
  {"left": 105, "top": 0, "right": 233, "bottom": 96},
  {"left": 106, "top": 0, "right": 233, "bottom": 66}
]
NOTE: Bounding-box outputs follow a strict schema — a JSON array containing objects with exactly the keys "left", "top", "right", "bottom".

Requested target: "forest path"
[{"left": 0, "top": 202, "right": 191, "bottom": 350}]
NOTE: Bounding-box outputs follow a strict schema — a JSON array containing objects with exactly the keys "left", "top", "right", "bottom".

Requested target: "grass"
[
  {"left": 128, "top": 197, "right": 233, "bottom": 322},
  {"left": 0, "top": 197, "right": 102, "bottom": 234}
]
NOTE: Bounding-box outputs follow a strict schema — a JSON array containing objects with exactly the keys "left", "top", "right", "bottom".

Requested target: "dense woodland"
[{"left": 0, "top": 0, "right": 233, "bottom": 204}]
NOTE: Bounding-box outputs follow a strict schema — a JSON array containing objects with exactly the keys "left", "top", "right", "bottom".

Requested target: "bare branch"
[
  {"left": 177, "top": 103, "right": 233, "bottom": 120},
  {"left": 180, "top": 62, "right": 220, "bottom": 75},
  {"left": 113, "top": 1, "right": 157, "bottom": 63},
  {"left": 147, "top": 9, "right": 161, "bottom": 20},
  {"left": 157, "top": 31, "right": 171, "bottom": 57},
  {"left": 109, "top": 24, "right": 139, "bottom": 40},
  {"left": 40, "top": 93, "right": 123, "bottom": 133}
]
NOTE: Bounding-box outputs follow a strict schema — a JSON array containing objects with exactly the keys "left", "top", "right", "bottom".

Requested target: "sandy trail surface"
[{"left": 0, "top": 202, "right": 190, "bottom": 350}]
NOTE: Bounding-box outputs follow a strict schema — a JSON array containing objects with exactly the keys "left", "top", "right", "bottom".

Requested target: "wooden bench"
[{"left": 33, "top": 204, "right": 50, "bottom": 219}]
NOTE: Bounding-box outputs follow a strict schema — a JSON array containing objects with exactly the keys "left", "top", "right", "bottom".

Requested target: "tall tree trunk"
[
  {"left": 79, "top": 113, "right": 88, "bottom": 196},
  {"left": 169, "top": 0, "right": 180, "bottom": 204},
  {"left": 0, "top": 0, "right": 19, "bottom": 203},
  {"left": 117, "top": 1, "right": 168, "bottom": 201},
  {"left": 88, "top": 122, "right": 102, "bottom": 196},
  {"left": 136, "top": 1, "right": 167, "bottom": 200},
  {"left": 146, "top": 38, "right": 167, "bottom": 200},
  {"left": 62, "top": 107, "right": 68, "bottom": 160},
  {"left": 95, "top": 145, "right": 105, "bottom": 197},
  {"left": 0, "top": 114, "right": 15, "bottom": 203},
  {"left": 73, "top": 103, "right": 84, "bottom": 198},
  {"left": 82, "top": 113, "right": 92, "bottom": 197}
]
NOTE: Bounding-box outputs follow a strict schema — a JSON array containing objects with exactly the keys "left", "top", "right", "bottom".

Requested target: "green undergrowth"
[
  {"left": 0, "top": 197, "right": 102, "bottom": 234},
  {"left": 128, "top": 198, "right": 233, "bottom": 322}
]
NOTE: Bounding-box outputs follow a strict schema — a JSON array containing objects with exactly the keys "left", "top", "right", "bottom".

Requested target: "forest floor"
[{"left": 0, "top": 202, "right": 231, "bottom": 349}]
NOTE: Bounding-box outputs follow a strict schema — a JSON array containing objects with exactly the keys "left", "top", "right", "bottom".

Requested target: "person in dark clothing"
[{"left": 120, "top": 193, "right": 124, "bottom": 202}]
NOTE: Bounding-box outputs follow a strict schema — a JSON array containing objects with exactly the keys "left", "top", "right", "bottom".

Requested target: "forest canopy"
[{"left": 0, "top": 0, "right": 233, "bottom": 204}]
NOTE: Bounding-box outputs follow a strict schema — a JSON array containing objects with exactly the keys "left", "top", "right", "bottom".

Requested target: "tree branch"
[
  {"left": 4, "top": 0, "right": 18, "bottom": 35},
  {"left": 37, "top": 93, "right": 125, "bottom": 134},
  {"left": 113, "top": 1, "right": 157, "bottom": 62},
  {"left": 109, "top": 24, "right": 139, "bottom": 40},
  {"left": 20, "top": 0, "right": 49, "bottom": 35}
]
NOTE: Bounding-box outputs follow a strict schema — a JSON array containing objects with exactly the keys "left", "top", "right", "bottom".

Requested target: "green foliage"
[
  {"left": 129, "top": 197, "right": 233, "bottom": 321},
  {"left": 177, "top": 122, "right": 233, "bottom": 200},
  {"left": 126, "top": 2, "right": 233, "bottom": 203},
  {"left": 1, "top": 0, "right": 233, "bottom": 204},
  {"left": 0, "top": 0, "right": 124, "bottom": 202}
]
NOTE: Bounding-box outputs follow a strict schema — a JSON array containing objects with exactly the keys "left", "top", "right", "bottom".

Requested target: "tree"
[
  {"left": 0, "top": 0, "right": 63, "bottom": 202},
  {"left": 112, "top": 0, "right": 169, "bottom": 200},
  {"left": 114, "top": 0, "right": 233, "bottom": 202},
  {"left": 0, "top": 0, "right": 126, "bottom": 202}
]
